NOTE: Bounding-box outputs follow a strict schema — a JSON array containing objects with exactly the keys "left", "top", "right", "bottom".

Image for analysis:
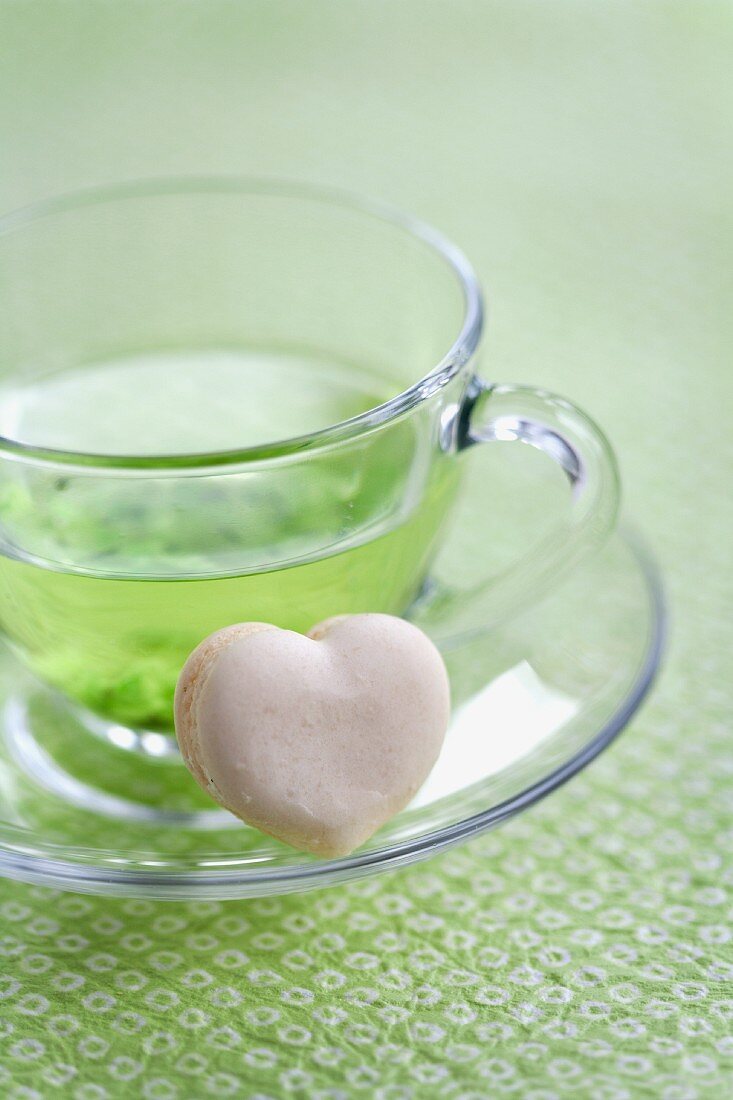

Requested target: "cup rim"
[{"left": 0, "top": 176, "right": 484, "bottom": 470}]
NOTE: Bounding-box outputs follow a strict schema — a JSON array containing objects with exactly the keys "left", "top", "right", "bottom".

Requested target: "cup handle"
[{"left": 417, "top": 378, "right": 620, "bottom": 636}]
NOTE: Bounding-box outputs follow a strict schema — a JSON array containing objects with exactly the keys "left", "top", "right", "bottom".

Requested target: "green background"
[{"left": 0, "top": 3, "right": 731, "bottom": 1096}]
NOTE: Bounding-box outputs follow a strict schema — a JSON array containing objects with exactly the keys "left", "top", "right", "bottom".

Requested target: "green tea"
[
  {"left": 0, "top": 350, "right": 457, "bottom": 731},
  {"left": 0, "top": 485, "right": 454, "bottom": 731}
]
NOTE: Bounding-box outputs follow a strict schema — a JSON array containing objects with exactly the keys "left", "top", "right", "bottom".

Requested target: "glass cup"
[{"left": 0, "top": 178, "right": 619, "bottom": 761}]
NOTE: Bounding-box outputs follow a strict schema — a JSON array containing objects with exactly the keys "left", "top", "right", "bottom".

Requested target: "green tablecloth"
[{"left": 1, "top": 3, "right": 731, "bottom": 1096}]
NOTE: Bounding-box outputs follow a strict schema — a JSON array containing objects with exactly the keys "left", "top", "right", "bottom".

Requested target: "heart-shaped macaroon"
[{"left": 174, "top": 614, "right": 450, "bottom": 857}]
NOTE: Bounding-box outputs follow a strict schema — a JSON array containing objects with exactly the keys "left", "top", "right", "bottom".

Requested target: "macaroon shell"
[
  {"left": 175, "top": 613, "right": 450, "bottom": 857},
  {"left": 174, "top": 622, "right": 278, "bottom": 794}
]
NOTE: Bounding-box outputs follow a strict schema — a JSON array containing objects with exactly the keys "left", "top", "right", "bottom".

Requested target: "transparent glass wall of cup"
[{"left": 0, "top": 180, "right": 619, "bottom": 746}]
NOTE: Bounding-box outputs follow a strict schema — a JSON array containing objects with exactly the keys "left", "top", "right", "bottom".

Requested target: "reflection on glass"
[{"left": 413, "top": 661, "right": 578, "bottom": 807}]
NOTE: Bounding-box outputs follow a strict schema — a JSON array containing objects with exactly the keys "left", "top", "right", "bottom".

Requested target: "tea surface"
[{"left": 0, "top": 347, "right": 396, "bottom": 455}]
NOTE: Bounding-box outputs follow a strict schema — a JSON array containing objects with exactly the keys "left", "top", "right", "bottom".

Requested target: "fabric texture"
[{"left": 0, "top": 2, "right": 731, "bottom": 1097}]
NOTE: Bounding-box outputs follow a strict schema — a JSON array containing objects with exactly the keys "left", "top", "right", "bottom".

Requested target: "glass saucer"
[{"left": 0, "top": 526, "right": 665, "bottom": 899}]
